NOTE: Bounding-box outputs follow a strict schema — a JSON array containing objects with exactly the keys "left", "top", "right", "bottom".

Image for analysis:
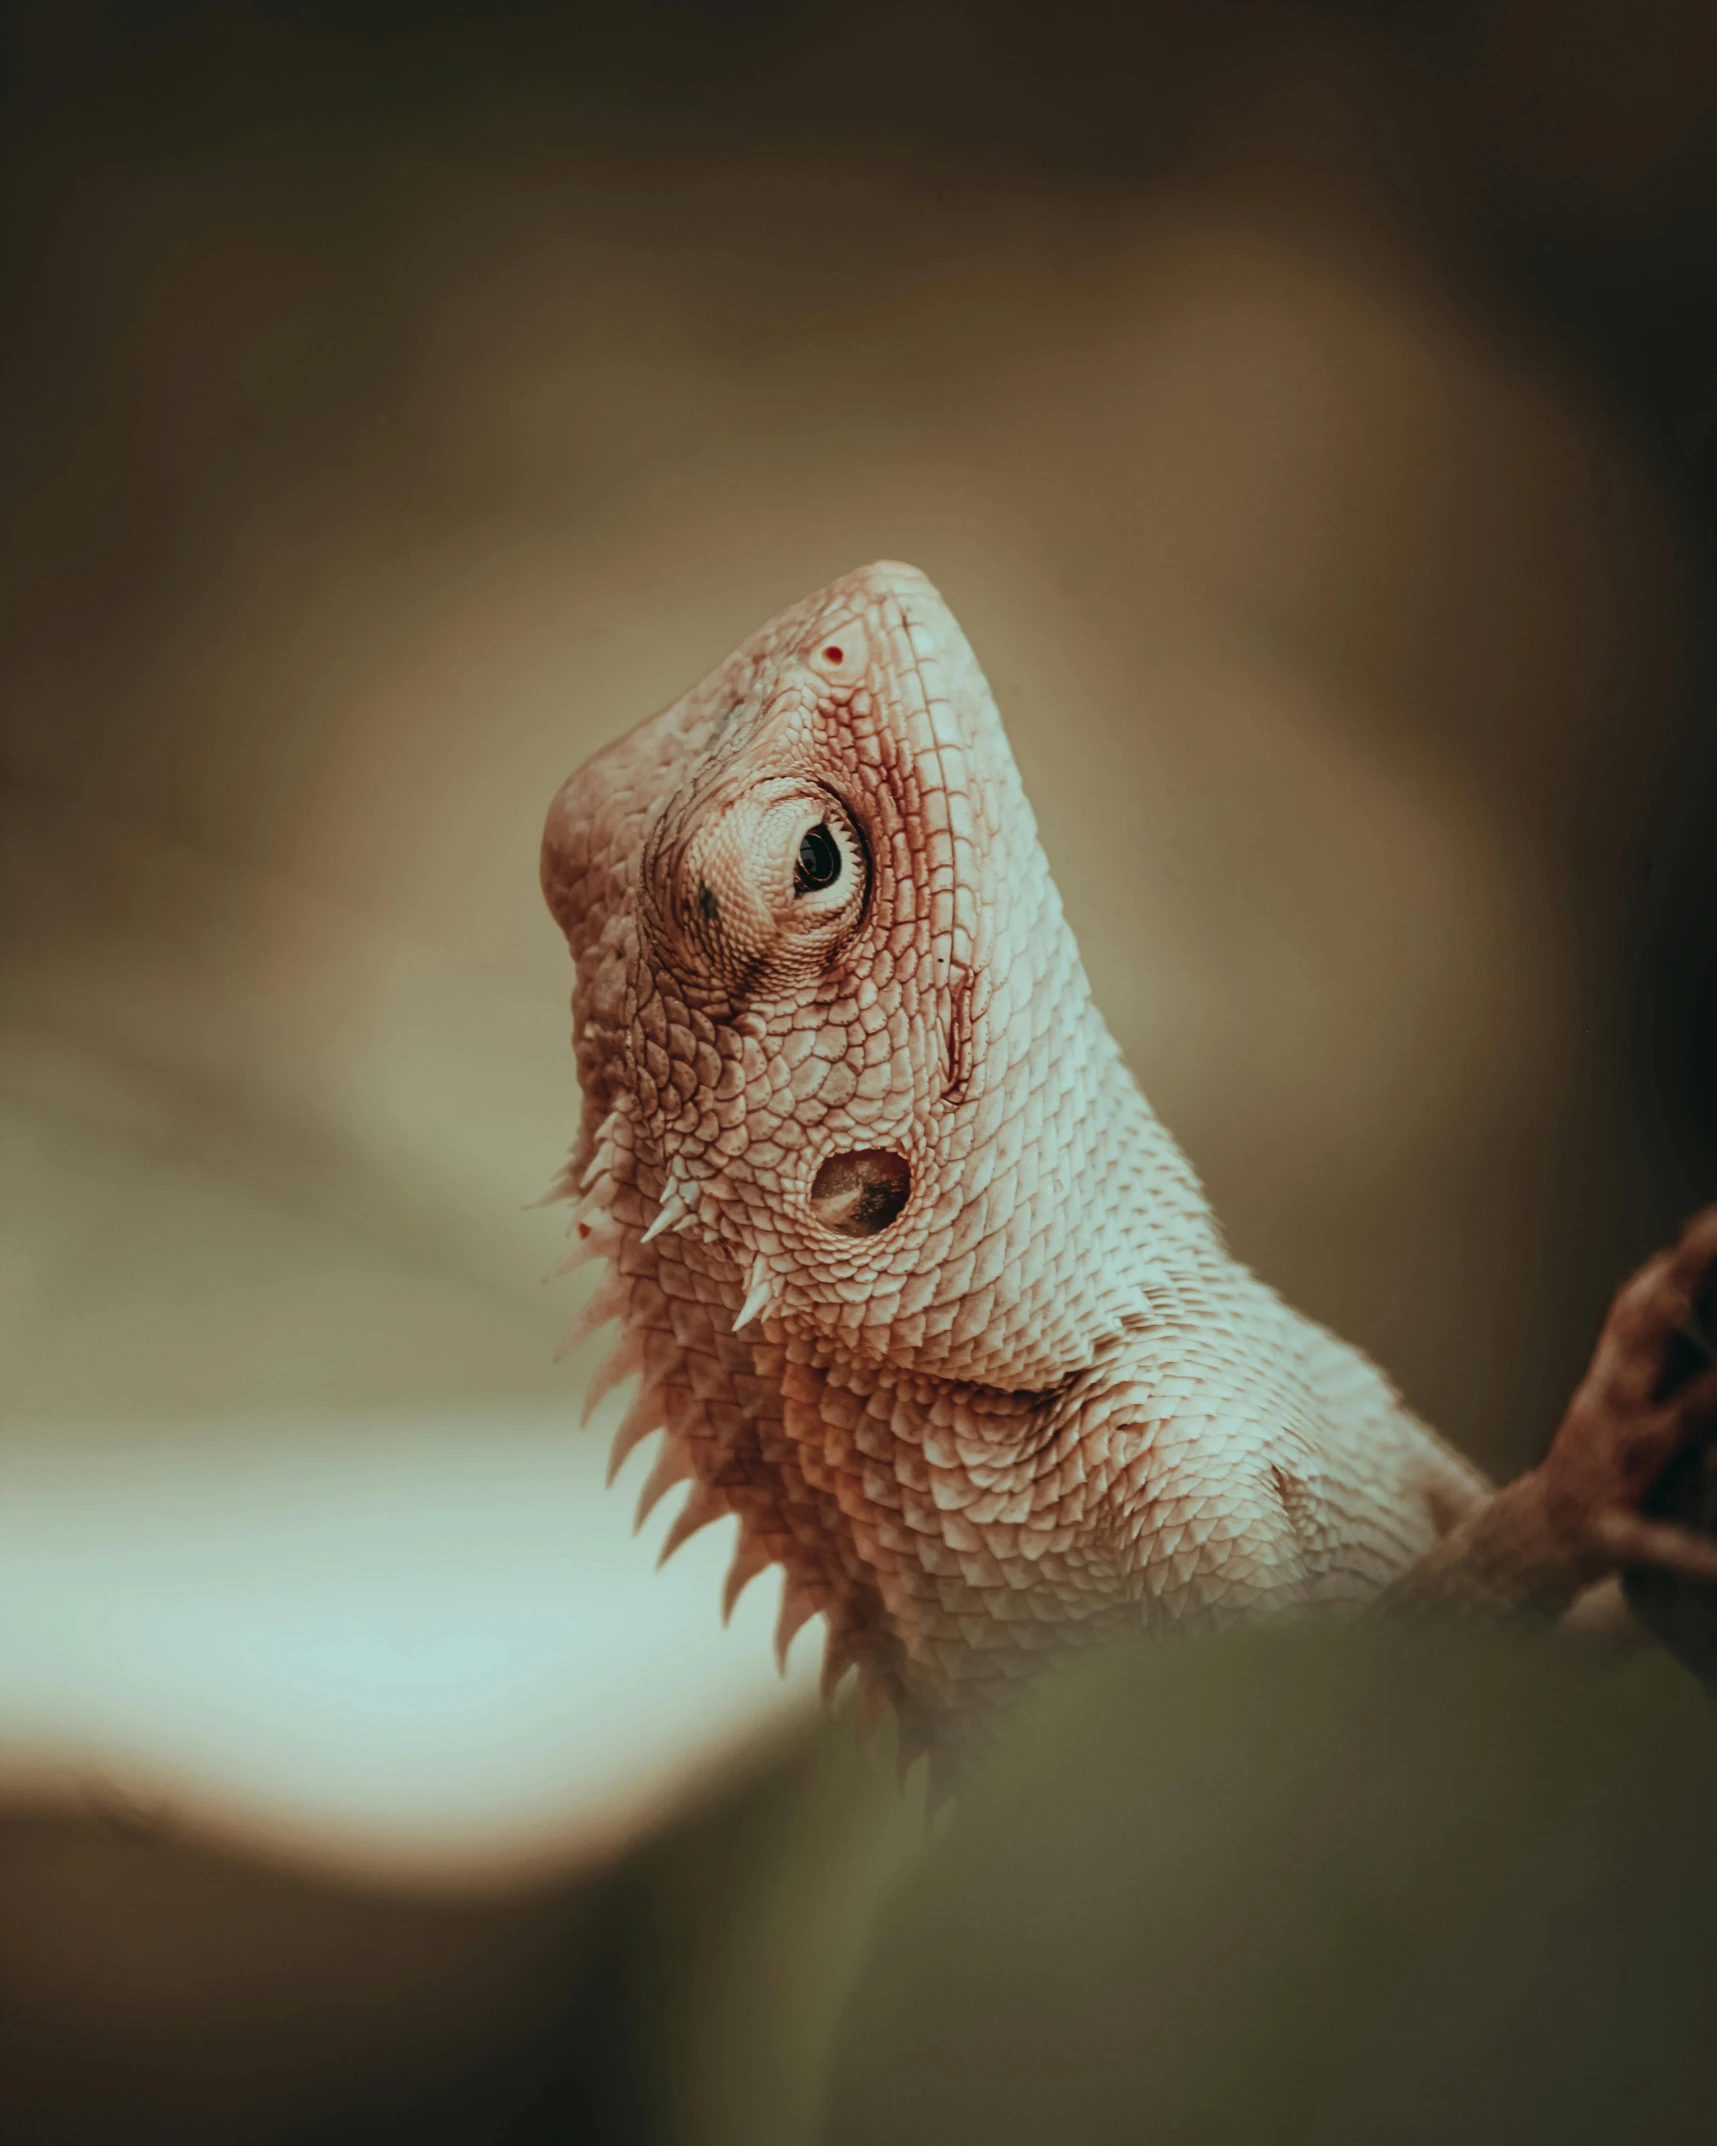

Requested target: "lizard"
[{"left": 539, "top": 559, "right": 1717, "bottom": 1767}]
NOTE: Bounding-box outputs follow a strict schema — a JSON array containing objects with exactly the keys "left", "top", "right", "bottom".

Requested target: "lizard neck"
[
  {"left": 859, "top": 985, "right": 1224, "bottom": 1391},
  {"left": 589, "top": 1185, "right": 1239, "bottom": 1733}
]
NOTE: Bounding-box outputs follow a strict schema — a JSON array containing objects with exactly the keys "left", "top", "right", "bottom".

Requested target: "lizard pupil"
[{"left": 794, "top": 823, "right": 842, "bottom": 895}]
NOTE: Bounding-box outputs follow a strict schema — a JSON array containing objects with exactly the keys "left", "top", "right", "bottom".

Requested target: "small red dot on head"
[{"left": 823, "top": 645, "right": 843, "bottom": 664}]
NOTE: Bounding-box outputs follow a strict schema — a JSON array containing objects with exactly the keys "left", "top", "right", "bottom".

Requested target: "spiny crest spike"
[
  {"left": 555, "top": 1270, "right": 628, "bottom": 1362},
  {"left": 656, "top": 1482, "right": 728, "bottom": 1567},
  {"left": 607, "top": 1384, "right": 667, "bottom": 1485},
  {"left": 634, "top": 1438, "right": 695, "bottom": 1531},
  {"left": 894, "top": 1703, "right": 933, "bottom": 1779},
  {"left": 721, "top": 1533, "right": 773, "bottom": 1624},
  {"left": 639, "top": 1183, "right": 695, "bottom": 1247},
  {"left": 580, "top": 1114, "right": 627, "bottom": 1193},
  {"left": 819, "top": 1632, "right": 856, "bottom": 1708},
  {"left": 549, "top": 1223, "right": 616, "bottom": 1280},
  {"left": 524, "top": 1158, "right": 581, "bottom": 1211},
  {"left": 732, "top": 1257, "right": 774, "bottom": 1333},
  {"left": 581, "top": 1332, "right": 644, "bottom": 1426},
  {"left": 774, "top": 1583, "right": 818, "bottom": 1674},
  {"left": 855, "top": 1667, "right": 891, "bottom": 1741}
]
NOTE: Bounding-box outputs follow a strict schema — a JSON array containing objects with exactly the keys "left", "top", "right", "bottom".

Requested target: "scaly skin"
[{"left": 541, "top": 562, "right": 1717, "bottom": 1758}]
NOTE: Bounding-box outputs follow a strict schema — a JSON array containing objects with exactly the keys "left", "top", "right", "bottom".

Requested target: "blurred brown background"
[{"left": 3, "top": 1, "right": 1717, "bottom": 2140}]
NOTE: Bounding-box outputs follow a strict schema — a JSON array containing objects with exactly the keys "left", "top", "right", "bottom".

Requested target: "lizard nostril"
[
  {"left": 809, "top": 1149, "right": 911, "bottom": 1238},
  {"left": 810, "top": 619, "right": 867, "bottom": 682}
]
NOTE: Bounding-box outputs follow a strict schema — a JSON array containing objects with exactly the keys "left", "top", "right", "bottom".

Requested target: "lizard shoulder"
[{"left": 1064, "top": 1307, "right": 1473, "bottom": 1620}]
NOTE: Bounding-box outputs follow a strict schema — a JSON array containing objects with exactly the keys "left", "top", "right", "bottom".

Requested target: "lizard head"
[{"left": 543, "top": 561, "right": 1179, "bottom": 1387}]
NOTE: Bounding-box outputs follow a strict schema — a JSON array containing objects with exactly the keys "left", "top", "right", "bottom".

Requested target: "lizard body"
[{"left": 541, "top": 561, "right": 1502, "bottom": 1751}]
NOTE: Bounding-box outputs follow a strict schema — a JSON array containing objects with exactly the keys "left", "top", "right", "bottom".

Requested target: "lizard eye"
[
  {"left": 779, "top": 803, "right": 863, "bottom": 929},
  {"left": 663, "top": 779, "right": 866, "bottom": 980},
  {"left": 794, "top": 823, "right": 842, "bottom": 895}
]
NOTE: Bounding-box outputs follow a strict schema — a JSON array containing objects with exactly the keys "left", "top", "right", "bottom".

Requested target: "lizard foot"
[
  {"left": 1388, "top": 1206, "right": 1717, "bottom": 1623},
  {"left": 1602, "top": 1209, "right": 1717, "bottom": 1682},
  {"left": 1543, "top": 1204, "right": 1717, "bottom": 1596}
]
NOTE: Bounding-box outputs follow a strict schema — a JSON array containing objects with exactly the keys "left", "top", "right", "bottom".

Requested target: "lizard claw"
[
  {"left": 1588, "top": 1509, "right": 1717, "bottom": 1585},
  {"left": 1583, "top": 1205, "right": 1717, "bottom": 1679},
  {"left": 1541, "top": 1205, "right": 1717, "bottom": 1552}
]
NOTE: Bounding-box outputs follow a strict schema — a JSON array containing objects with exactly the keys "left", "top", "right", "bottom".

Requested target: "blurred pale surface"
[{"left": 0, "top": 1403, "right": 818, "bottom": 1888}]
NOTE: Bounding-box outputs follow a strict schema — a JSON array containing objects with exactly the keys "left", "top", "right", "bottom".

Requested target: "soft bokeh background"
[{"left": 4, "top": 1, "right": 1717, "bottom": 2139}]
